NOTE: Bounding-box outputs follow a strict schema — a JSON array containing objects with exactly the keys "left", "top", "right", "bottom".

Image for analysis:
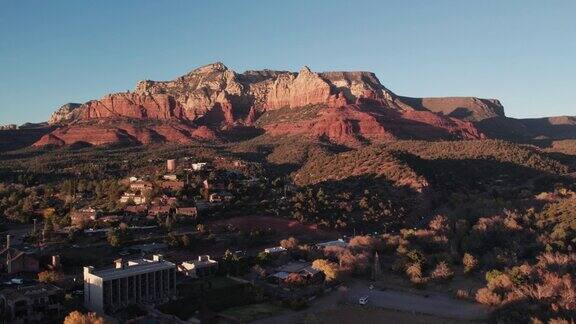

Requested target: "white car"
[{"left": 359, "top": 296, "right": 369, "bottom": 305}]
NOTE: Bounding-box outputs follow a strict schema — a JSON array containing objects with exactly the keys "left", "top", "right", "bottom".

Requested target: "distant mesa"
[{"left": 2, "top": 62, "right": 572, "bottom": 149}]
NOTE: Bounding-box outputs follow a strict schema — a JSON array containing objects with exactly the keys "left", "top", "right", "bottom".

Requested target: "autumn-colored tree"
[
  {"left": 463, "top": 253, "right": 479, "bottom": 274},
  {"left": 63, "top": 311, "right": 108, "bottom": 324},
  {"left": 280, "top": 237, "right": 299, "bottom": 250},
  {"left": 312, "top": 259, "right": 340, "bottom": 282},
  {"left": 349, "top": 235, "right": 381, "bottom": 251},
  {"left": 284, "top": 273, "right": 306, "bottom": 288},
  {"left": 431, "top": 261, "right": 454, "bottom": 281},
  {"left": 38, "top": 270, "right": 64, "bottom": 284},
  {"left": 405, "top": 262, "right": 422, "bottom": 281}
]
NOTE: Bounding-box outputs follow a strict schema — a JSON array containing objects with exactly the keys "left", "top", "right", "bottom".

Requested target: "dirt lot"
[
  {"left": 254, "top": 279, "right": 489, "bottom": 324},
  {"left": 301, "top": 305, "right": 477, "bottom": 324}
]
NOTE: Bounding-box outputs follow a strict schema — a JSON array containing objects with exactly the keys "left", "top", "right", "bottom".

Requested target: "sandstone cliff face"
[
  {"left": 48, "top": 103, "right": 82, "bottom": 125},
  {"left": 61, "top": 62, "right": 397, "bottom": 126},
  {"left": 80, "top": 93, "right": 187, "bottom": 120},
  {"left": 36, "top": 62, "right": 501, "bottom": 147}
]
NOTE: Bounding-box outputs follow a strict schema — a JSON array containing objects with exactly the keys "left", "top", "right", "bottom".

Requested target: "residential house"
[
  {"left": 124, "top": 205, "right": 148, "bottom": 216},
  {"left": 162, "top": 174, "right": 178, "bottom": 181},
  {"left": 209, "top": 191, "right": 234, "bottom": 204},
  {"left": 0, "top": 283, "right": 64, "bottom": 322},
  {"left": 151, "top": 195, "right": 178, "bottom": 207},
  {"left": 70, "top": 207, "right": 100, "bottom": 227},
  {"left": 130, "top": 180, "right": 153, "bottom": 192},
  {"left": 83, "top": 255, "right": 176, "bottom": 314},
  {"left": 178, "top": 255, "right": 218, "bottom": 278},
  {"left": 0, "top": 236, "right": 39, "bottom": 275},
  {"left": 148, "top": 206, "right": 172, "bottom": 219},
  {"left": 175, "top": 207, "right": 198, "bottom": 219},
  {"left": 191, "top": 162, "right": 208, "bottom": 171},
  {"left": 159, "top": 180, "right": 185, "bottom": 191},
  {"left": 268, "top": 262, "right": 323, "bottom": 286},
  {"left": 120, "top": 192, "right": 147, "bottom": 205}
]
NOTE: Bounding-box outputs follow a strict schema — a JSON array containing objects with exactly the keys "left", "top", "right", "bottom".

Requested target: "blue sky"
[{"left": 1, "top": 0, "right": 575, "bottom": 124}]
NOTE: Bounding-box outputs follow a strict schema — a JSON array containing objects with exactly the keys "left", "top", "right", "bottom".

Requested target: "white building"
[
  {"left": 120, "top": 192, "right": 147, "bottom": 205},
  {"left": 264, "top": 246, "right": 287, "bottom": 254},
  {"left": 191, "top": 162, "right": 208, "bottom": 171},
  {"left": 178, "top": 255, "right": 218, "bottom": 278},
  {"left": 83, "top": 255, "right": 176, "bottom": 314},
  {"left": 162, "top": 174, "right": 178, "bottom": 181},
  {"left": 315, "top": 239, "right": 348, "bottom": 249}
]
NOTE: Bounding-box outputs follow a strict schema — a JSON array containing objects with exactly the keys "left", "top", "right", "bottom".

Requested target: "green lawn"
[{"left": 221, "top": 303, "right": 286, "bottom": 323}]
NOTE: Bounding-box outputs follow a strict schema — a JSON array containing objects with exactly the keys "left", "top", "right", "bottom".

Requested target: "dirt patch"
[{"left": 303, "top": 305, "right": 478, "bottom": 324}]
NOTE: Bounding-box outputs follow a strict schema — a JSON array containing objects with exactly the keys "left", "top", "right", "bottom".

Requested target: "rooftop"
[
  {"left": 277, "top": 261, "right": 310, "bottom": 273},
  {"left": 86, "top": 255, "right": 174, "bottom": 280},
  {"left": 182, "top": 255, "right": 218, "bottom": 269},
  {"left": 315, "top": 239, "right": 348, "bottom": 248}
]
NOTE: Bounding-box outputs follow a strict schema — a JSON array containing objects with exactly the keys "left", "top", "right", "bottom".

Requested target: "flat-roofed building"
[
  {"left": 263, "top": 246, "right": 287, "bottom": 254},
  {"left": 315, "top": 239, "right": 348, "bottom": 249},
  {"left": 178, "top": 255, "right": 218, "bottom": 278},
  {"left": 83, "top": 254, "right": 176, "bottom": 314}
]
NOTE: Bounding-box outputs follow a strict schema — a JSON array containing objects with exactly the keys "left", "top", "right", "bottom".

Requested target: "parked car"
[{"left": 359, "top": 296, "right": 369, "bottom": 305}]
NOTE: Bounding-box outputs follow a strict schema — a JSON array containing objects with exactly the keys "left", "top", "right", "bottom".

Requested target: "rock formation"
[
  {"left": 48, "top": 103, "right": 82, "bottom": 125},
  {"left": 34, "top": 62, "right": 517, "bottom": 147}
]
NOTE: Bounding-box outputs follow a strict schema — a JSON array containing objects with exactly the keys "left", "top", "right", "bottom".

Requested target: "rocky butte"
[{"left": 29, "top": 62, "right": 574, "bottom": 148}]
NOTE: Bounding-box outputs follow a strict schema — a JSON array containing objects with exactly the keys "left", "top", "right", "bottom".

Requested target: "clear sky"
[{"left": 1, "top": 0, "right": 575, "bottom": 124}]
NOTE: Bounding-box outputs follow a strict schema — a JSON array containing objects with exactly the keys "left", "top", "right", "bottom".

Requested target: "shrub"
[
  {"left": 475, "top": 287, "right": 502, "bottom": 306},
  {"left": 463, "top": 253, "right": 479, "bottom": 274},
  {"left": 485, "top": 269, "right": 504, "bottom": 283},
  {"left": 431, "top": 261, "right": 454, "bottom": 281}
]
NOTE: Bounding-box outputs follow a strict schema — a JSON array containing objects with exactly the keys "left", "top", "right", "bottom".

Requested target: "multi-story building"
[{"left": 83, "top": 255, "right": 176, "bottom": 314}]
